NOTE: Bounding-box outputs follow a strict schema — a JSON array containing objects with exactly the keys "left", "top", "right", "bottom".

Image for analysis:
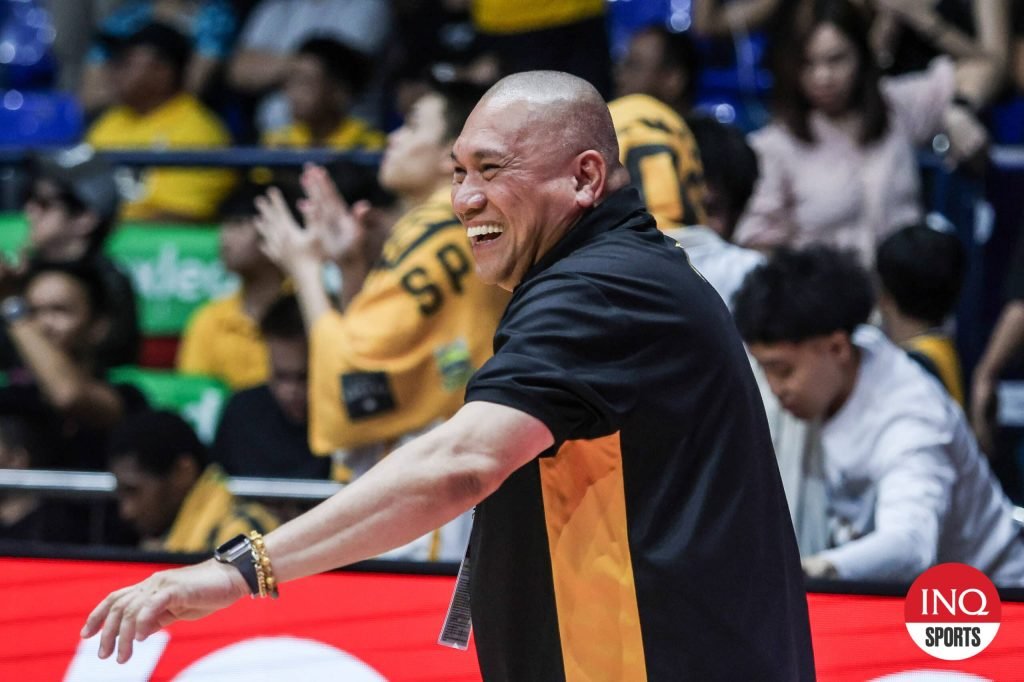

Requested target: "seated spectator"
[
  {"left": 254, "top": 83, "right": 509, "bottom": 471},
  {"left": 0, "top": 415, "right": 90, "bottom": 544},
  {"left": 470, "top": 0, "right": 612, "bottom": 97},
  {"left": 176, "top": 182, "right": 292, "bottom": 391},
  {"left": 0, "top": 151, "right": 140, "bottom": 370},
  {"left": 615, "top": 25, "right": 699, "bottom": 118},
  {"left": 734, "top": 0, "right": 989, "bottom": 265},
  {"left": 263, "top": 38, "right": 385, "bottom": 151},
  {"left": 674, "top": 113, "right": 765, "bottom": 307},
  {"left": 85, "top": 22, "right": 235, "bottom": 223},
  {"left": 867, "top": 0, "right": 1010, "bottom": 108},
  {"left": 735, "top": 246, "right": 1024, "bottom": 585},
  {"left": 876, "top": 221, "right": 966, "bottom": 406},
  {"left": 227, "top": 0, "right": 391, "bottom": 134},
  {"left": 109, "top": 410, "right": 278, "bottom": 552},
  {"left": 0, "top": 262, "right": 148, "bottom": 470},
  {"left": 78, "top": 0, "right": 239, "bottom": 115},
  {"left": 608, "top": 93, "right": 707, "bottom": 229},
  {"left": 212, "top": 295, "right": 328, "bottom": 479}
]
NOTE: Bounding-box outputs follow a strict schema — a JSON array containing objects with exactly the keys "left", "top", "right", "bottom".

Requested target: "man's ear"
[
  {"left": 171, "top": 453, "right": 200, "bottom": 490},
  {"left": 826, "top": 330, "right": 855, "bottom": 362},
  {"left": 574, "top": 150, "right": 607, "bottom": 209}
]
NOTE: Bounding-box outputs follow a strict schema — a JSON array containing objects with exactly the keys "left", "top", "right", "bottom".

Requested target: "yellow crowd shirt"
[
  {"left": 309, "top": 187, "right": 510, "bottom": 454},
  {"left": 177, "top": 291, "right": 270, "bottom": 391},
  {"left": 905, "top": 333, "right": 966, "bottom": 407},
  {"left": 85, "top": 93, "right": 235, "bottom": 222},
  {"left": 262, "top": 117, "right": 386, "bottom": 150},
  {"left": 162, "top": 464, "right": 279, "bottom": 553},
  {"left": 609, "top": 94, "right": 708, "bottom": 229},
  {"left": 472, "top": 0, "right": 603, "bottom": 33}
]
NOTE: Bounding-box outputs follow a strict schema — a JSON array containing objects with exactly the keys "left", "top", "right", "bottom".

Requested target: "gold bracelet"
[{"left": 248, "top": 530, "right": 279, "bottom": 599}]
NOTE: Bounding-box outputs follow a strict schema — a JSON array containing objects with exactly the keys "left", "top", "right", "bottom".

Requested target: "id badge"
[{"left": 438, "top": 540, "right": 473, "bottom": 650}]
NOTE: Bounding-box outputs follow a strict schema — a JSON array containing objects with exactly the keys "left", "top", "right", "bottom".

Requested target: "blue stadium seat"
[{"left": 0, "top": 89, "right": 83, "bottom": 144}]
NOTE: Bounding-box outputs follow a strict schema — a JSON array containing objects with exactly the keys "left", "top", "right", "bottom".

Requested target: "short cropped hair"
[
  {"left": 876, "top": 223, "right": 965, "bottom": 326},
  {"left": 260, "top": 294, "right": 305, "bottom": 341},
  {"left": 733, "top": 246, "right": 875, "bottom": 344},
  {"left": 297, "top": 37, "right": 372, "bottom": 94},
  {"left": 108, "top": 410, "right": 208, "bottom": 476},
  {"left": 686, "top": 114, "right": 759, "bottom": 234}
]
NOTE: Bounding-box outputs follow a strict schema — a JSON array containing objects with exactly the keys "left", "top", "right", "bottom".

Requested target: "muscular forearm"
[{"left": 263, "top": 402, "right": 550, "bottom": 583}]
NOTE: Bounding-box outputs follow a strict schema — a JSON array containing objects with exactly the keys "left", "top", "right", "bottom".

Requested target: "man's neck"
[
  {"left": 128, "top": 91, "right": 178, "bottom": 117},
  {"left": 399, "top": 178, "right": 449, "bottom": 213},
  {"left": 884, "top": 312, "right": 933, "bottom": 346},
  {"left": 240, "top": 269, "right": 285, "bottom": 321},
  {"left": 826, "top": 346, "right": 862, "bottom": 420},
  {"left": 304, "top": 112, "right": 344, "bottom": 143}
]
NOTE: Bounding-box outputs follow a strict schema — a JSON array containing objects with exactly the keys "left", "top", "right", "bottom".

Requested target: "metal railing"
[{"left": 0, "top": 467, "right": 343, "bottom": 502}]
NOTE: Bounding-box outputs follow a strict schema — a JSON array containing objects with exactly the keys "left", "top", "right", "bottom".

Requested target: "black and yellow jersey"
[
  {"left": 463, "top": 188, "right": 814, "bottom": 680},
  {"left": 308, "top": 187, "right": 510, "bottom": 455},
  {"left": 162, "top": 464, "right": 278, "bottom": 553},
  {"left": 609, "top": 94, "right": 708, "bottom": 229},
  {"left": 905, "top": 332, "right": 965, "bottom": 406}
]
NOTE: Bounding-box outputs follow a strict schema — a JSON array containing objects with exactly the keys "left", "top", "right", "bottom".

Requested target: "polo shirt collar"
[{"left": 519, "top": 186, "right": 650, "bottom": 286}]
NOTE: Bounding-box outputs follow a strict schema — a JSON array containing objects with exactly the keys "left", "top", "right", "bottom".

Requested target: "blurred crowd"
[{"left": 1, "top": 0, "right": 1024, "bottom": 585}]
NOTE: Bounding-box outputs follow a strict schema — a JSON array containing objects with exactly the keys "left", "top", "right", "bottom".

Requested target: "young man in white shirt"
[{"left": 734, "top": 246, "right": 1024, "bottom": 586}]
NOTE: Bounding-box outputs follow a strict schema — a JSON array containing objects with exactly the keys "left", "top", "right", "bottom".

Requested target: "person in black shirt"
[
  {"left": 0, "top": 261, "right": 147, "bottom": 470},
  {"left": 83, "top": 72, "right": 814, "bottom": 680},
  {"left": 212, "top": 294, "right": 328, "bottom": 481}
]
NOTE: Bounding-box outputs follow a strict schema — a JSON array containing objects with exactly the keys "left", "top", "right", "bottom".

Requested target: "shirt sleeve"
[
  {"left": 819, "top": 437, "right": 956, "bottom": 582},
  {"left": 733, "top": 127, "right": 798, "bottom": 251},
  {"left": 177, "top": 307, "right": 216, "bottom": 376},
  {"left": 884, "top": 56, "right": 957, "bottom": 146},
  {"left": 465, "top": 272, "right": 638, "bottom": 446}
]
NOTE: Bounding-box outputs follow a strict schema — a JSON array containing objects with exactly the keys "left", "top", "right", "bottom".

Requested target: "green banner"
[
  {"left": 108, "top": 367, "right": 230, "bottom": 443},
  {"left": 0, "top": 213, "right": 238, "bottom": 335}
]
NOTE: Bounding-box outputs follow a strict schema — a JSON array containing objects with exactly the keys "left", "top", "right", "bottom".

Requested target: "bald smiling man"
[{"left": 82, "top": 72, "right": 815, "bottom": 681}]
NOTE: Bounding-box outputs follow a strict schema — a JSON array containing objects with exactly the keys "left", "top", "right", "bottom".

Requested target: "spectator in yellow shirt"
[
  {"left": 108, "top": 410, "right": 278, "bottom": 553},
  {"left": 85, "top": 23, "right": 235, "bottom": 223},
  {"left": 263, "top": 38, "right": 386, "bottom": 151},
  {"left": 254, "top": 82, "right": 509, "bottom": 479},
  {"left": 177, "top": 182, "right": 295, "bottom": 391}
]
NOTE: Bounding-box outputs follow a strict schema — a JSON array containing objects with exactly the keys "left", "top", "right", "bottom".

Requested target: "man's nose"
[{"left": 452, "top": 182, "right": 486, "bottom": 219}]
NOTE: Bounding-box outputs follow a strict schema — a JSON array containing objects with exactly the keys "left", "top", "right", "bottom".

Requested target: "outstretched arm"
[{"left": 80, "top": 401, "right": 553, "bottom": 663}]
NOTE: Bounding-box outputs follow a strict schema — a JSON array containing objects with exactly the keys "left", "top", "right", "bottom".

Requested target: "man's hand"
[
  {"left": 802, "top": 555, "right": 839, "bottom": 579},
  {"left": 942, "top": 104, "right": 989, "bottom": 171},
  {"left": 298, "top": 164, "right": 372, "bottom": 267},
  {"left": 80, "top": 560, "right": 248, "bottom": 664},
  {"left": 254, "top": 186, "right": 322, "bottom": 277}
]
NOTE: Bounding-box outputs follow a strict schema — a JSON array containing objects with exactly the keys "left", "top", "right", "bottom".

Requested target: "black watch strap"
[{"left": 214, "top": 534, "right": 260, "bottom": 596}]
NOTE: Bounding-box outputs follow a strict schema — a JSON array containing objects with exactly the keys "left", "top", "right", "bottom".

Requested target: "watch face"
[{"left": 215, "top": 534, "right": 251, "bottom": 562}]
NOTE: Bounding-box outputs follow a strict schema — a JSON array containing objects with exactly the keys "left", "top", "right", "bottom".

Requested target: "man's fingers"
[
  {"left": 97, "top": 601, "right": 127, "bottom": 659},
  {"left": 116, "top": 612, "right": 137, "bottom": 663},
  {"left": 134, "top": 588, "right": 173, "bottom": 641}
]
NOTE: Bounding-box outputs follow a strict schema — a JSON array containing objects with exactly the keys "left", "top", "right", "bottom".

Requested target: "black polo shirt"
[{"left": 464, "top": 188, "right": 814, "bottom": 681}]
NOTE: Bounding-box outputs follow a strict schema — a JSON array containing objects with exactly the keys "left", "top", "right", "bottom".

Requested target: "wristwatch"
[
  {"left": 0, "top": 296, "right": 29, "bottom": 324},
  {"left": 213, "top": 534, "right": 260, "bottom": 596}
]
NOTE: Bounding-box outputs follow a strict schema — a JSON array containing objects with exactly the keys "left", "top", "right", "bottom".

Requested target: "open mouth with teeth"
[{"left": 467, "top": 224, "right": 504, "bottom": 245}]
